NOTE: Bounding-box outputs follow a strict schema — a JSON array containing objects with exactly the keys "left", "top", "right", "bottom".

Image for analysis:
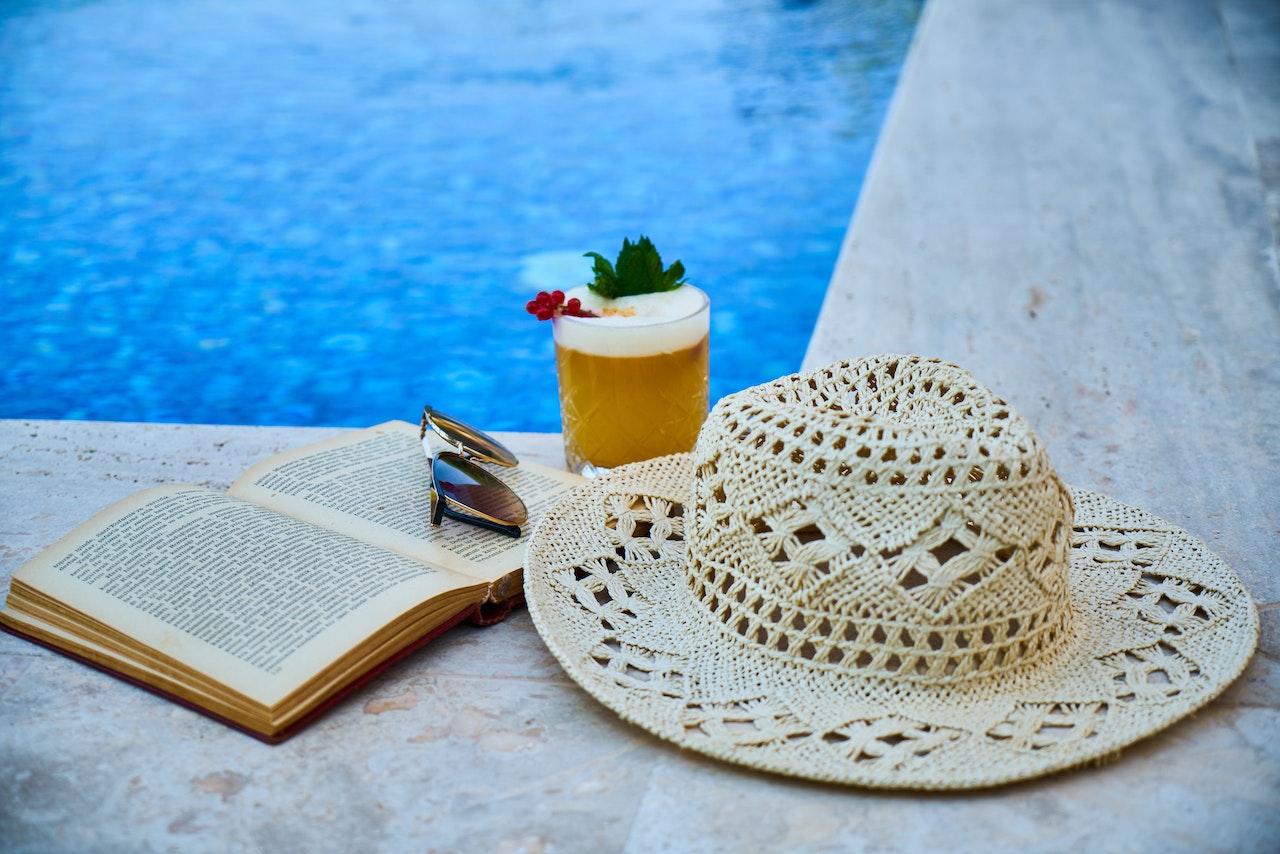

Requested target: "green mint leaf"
[
  {"left": 662, "top": 259, "right": 687, "bottom": 291},
  {"left": 584, "top": 252, "right": 620, "bottom": 298},
  {"left": 585, "top": 235, "right": 686, "bottom": 299},
  {"left": 614, "top": 237, "right": 662, "bottom": 297}
]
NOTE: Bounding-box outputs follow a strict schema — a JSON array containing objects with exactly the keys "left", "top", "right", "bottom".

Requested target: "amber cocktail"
[{"left": 553, "top": 285, "right": 710, "bottom": 475}]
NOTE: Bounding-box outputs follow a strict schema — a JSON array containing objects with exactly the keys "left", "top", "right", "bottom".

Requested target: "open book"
[{"left": 0, "top": 420, "right": 581, "bottom": 743}]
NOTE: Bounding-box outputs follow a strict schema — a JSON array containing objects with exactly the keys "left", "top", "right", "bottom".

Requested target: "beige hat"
[{"left": 524, "top": 356, "right": 1259, "bottom": 789}]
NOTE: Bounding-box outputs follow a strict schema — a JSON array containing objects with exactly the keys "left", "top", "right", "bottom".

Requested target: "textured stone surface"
[
  {"left": 4, "top": 0, "right": 1279, "bottom": 850},
  {"left": 807, "top": 0, "right": 1280, "bottom": 608}
]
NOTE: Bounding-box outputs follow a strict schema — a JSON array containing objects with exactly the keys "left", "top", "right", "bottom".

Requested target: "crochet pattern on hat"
[{"left": 525, "top": 357, "right": 1258, "bottom": 788}]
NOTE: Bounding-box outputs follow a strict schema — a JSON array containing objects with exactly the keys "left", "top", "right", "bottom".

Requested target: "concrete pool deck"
[{"left": 2, "top": 0, "right": 1277, "bottom": 850}]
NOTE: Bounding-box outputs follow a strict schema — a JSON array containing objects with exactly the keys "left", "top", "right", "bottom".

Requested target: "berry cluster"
[{"left": 525, "top": 290, "right": 596, "bottom": 321}]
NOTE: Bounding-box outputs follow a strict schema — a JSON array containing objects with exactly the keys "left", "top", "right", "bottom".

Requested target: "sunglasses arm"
[{"left": 422, "top": 432, "right": 465, "bottom": 457}]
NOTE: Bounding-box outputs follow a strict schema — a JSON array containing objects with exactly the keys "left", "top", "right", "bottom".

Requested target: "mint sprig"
[{"left": 584, "top": 236, "right": 687, "bottom": 300}]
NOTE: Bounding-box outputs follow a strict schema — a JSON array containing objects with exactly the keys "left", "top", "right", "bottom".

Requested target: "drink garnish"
[
  {"left": 525, "top": 289, "right": 597, "bottom": 321},
  {"left": 584, "top": 236, "right": 686, "bottom": 299}
]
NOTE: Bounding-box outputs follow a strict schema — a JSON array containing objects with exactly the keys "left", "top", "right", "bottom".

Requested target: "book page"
[
  {"left": 4, "top": 484, "right": 481, "bottom": 706},
  {"left": 229, "top": 421, "right": 582, "bottom": 583}
]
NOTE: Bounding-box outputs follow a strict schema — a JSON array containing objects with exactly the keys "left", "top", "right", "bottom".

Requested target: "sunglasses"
[{"left": 420, "top": 406, "right": 529, "bottom": 538}]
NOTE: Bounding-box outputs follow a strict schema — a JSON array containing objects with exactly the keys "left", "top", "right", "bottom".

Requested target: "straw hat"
[{"left": 524, "top": 356, "right": 1259, "bottom": 789}]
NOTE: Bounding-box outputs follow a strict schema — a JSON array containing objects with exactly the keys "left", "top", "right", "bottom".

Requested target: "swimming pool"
[{"left": 1, "top": 0, "right": 921, "bottom": 431}]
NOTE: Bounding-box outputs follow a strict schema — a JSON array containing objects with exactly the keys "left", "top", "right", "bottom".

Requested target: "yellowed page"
[
  {"left": 2, "top": 484, "right": 480, "bottom": 707},
  {"left": 229, "top": 420, "right": 582, "bottom": 584},
  {"left": 0, "top": 605, "right": 267, "bottom": 725},
  {"left": 2, "top": 579, "right": 479, "bottom": 733}
]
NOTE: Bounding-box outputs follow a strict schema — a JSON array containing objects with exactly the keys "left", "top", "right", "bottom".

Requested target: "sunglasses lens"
[
  {"left": 433, "top": 452, "right": 528, "bottom": 526},
  {"left": 426, "top": 408, "right": 519, "bottom": 467}
]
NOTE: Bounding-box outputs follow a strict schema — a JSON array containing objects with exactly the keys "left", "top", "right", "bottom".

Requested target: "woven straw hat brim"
[{"left": 524, "top": 453, "right": 1259, "bottom": 790}]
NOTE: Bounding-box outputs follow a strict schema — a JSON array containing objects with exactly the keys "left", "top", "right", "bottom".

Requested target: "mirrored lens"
[
  {"left": 433, "top": 452, "right": 528, "bottom": 526},
  {"left": 424, "top": 407, "right": 519, "bottom": 467}
]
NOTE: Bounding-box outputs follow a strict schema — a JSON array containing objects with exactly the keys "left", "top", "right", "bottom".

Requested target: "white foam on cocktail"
[{"left": 553, "top": 285, "right": 709, "bottom": 357}]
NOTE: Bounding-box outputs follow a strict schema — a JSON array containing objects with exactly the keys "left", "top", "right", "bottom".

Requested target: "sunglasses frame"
[{"left": 421, "top": 407, "right": 527, "bottom": 538}]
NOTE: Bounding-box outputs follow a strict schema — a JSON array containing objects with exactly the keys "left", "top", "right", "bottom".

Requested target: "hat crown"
[{"left": 688, "top": 356, "right": 1075, "bottom": 685}]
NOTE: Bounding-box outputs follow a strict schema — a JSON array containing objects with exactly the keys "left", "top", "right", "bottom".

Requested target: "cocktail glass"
[{"left": 553, "top": 285, "right": 710, "bottom": 475}]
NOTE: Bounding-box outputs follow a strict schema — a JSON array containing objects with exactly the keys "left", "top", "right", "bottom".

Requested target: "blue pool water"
[{"left": 0, "top": 0, "right": 920, "bottom": 431}]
